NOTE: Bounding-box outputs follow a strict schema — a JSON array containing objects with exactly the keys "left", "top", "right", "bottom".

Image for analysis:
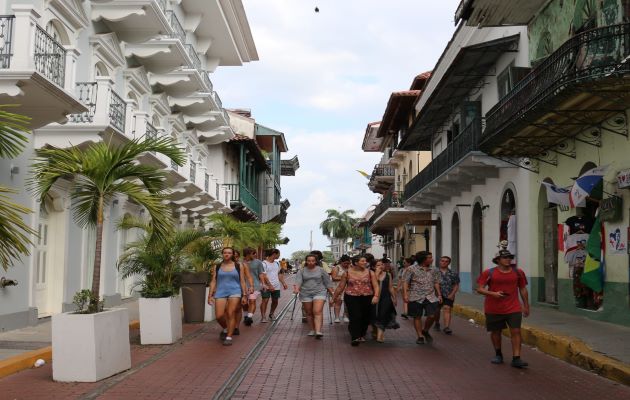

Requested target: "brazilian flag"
[{"left": 581, "top": 215, "right": 604, "bottom": 292}]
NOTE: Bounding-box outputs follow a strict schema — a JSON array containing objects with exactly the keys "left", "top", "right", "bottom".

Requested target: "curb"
[
  {"left": 0, "top": 319, "right": 140, "bottom": 380},
  {"left": 453, "top": 304, "right": 630, "bottom": 386}
]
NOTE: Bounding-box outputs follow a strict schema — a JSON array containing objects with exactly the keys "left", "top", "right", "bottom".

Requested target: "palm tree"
[
  {"left": 0, "top": 106, "right": 36, "bottom": 270},
  {"left": 30, "top": 137, "right": 186, "bottom": 311},
  {"left": 117, "top": 216, "right": 207, "bottom": 298},
  {"left": 207, "top": 213, "right": 246, "bottom": 248},
  {"left": 244, "top": 221, "right": 283, "bottom": 255},
  {"left": 320, "top": 209, "right": 357, "bottom": 255}
]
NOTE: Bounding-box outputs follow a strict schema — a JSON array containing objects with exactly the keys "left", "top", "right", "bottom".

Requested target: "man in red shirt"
[{"left": 476, "top": 249, "right": 530, "bottom": 368}]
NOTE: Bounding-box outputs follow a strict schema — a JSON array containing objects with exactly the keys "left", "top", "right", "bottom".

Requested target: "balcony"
[
  {"left": 369, "top": 189, "right": 430, "bottom": 235},
  {"left": 35, "top": 78, "right": 128, "bottom": 148},
  {"left": 91, "top": 0, "right": 171, "bottom": 43},
  {"left": 223, "top": 183, "right": 261, "bottom": 221},
  {"left": 481, "top": 23, "right": 630, "bottom": 157},
  {"left": 368, "top": 163, "right": 395, "bottom": 193},
  {"left": 0, "top": 11, "right": 86, "bottom": 128},
  {"left": 404, "top": 119, "right": 511, "bottom": 209}
]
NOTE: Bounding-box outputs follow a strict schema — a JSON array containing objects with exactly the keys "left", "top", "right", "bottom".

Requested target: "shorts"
[
  {"left": 485, "top": 312, "right": 522, "bottom": 331},
  {"left": 300, "top": 292, "right": 327, "bottom": 302},
  {"left": 216, "top": 293, "right": 241, "bottom": 299},
  {"left": 407, "top": 299, "right": 438, "bottom": 318},
  {"left": 440, "top": 297, "right": 454, "bottom": 308},
  {"left": 261, "top": 289, "right": 281, "bottom": 299},
  {"left": 248, "top": 291, "right": 261, "bottom": 300}
]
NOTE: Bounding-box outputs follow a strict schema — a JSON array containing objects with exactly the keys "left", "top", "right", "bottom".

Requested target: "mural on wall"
[{"left": 529, "top": 0, "right": 629, "bottom": 63}]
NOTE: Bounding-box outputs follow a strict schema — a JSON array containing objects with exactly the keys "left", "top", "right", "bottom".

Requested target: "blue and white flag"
[
  {"left": 570, "top": 165, "right": 609, "bottom": 208},
  {"left": 541, "top": 181, "right": 570, "bottom": 206}
]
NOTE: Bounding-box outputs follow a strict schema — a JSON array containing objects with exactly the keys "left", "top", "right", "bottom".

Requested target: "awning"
[
  {"left": 399, "top": 34, "right": 520, "bottom": 151},
  {"left": 376, "top": 91, "right": 421, "bottom": 138},
  {"left": 455, "top": 0, "right": 548, "bottom": 27},
  {"left": 280, "top": 156, "right": 300, "bottom": 176},
  {"left": 361, "top": 121, "right": 382, "bottom": 152}
]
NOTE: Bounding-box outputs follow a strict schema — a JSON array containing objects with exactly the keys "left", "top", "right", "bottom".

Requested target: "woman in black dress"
[{"left": 372, "top": 259, "right": 399, "bottom": 342}]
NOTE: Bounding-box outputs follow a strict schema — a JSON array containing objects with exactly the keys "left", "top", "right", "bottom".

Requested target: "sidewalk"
[
  {"left": 454, "top": 292, "right": 630, "bottom": 384},
  {"left": 0, "top": 299, "right": 139, "bottom": 362}
]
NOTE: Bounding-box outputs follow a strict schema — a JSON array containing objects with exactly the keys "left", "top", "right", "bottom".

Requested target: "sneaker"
[
  {"left": 401, "top": 314, "right": 409, "bottom": 320},
  {"left": 302, "top": 317, "right": 307, "bottom": 323},
  {"left": 233, "top": 328, "right": 240, "bottom": 336},
  {"left": 433, "top": 323, "right": 441, "bottom": 332},
  {"left": 307, "top": 330, "right": 316, "bottom": 336},
  {"left": 220, "top": 330, "right": 227, "bottom": 340},
  {"left": 222, "top": 338, "right": 233, "bottom": 346},
  {"left": 343, "top": 317, "right": 350, "bottom": 323},
  {"left": 416, "top": 337, "right": 425, "bottom": 345},
  {"left": 443, "top": 327, "right": 453, "bottom": 335},
  {"left": 334, "top": 318, "right": 341, "bottom": 323},
  {"left": 491, "top": 355, "right": 504, "bottom": 364},
  {"left": 422, "top": 330, "right": 433, "bottom": 344},
  {"left": 244, "top": 317, "right": 253, "bottom": 326},
  {"left": 351, "top": 339, "right": 360, "bottom": 346},
  {"left": 357, "top": 337, "right": 366, "bottom": 342},
  {"left": 511, "top": 358, "right": 529, "bottom": 369},
  {"left": 315, "top": 332, "right": 324, "bottom": 339},
  {"left": 269, "top": 313, "right": 275, "bottom": 321},
  {"left": 261, "top": 317, "right": 268, "bottom": 323}
]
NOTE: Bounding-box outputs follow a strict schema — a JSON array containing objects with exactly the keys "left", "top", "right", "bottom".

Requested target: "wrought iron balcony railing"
[
  {"left": 145, "top": 122, "right": 158, "bottom": 141},
  {"left": 201, "top": 71, "right": 213, "bottom": 92},
  {"left": 189, "top": 160, "right": 196, "bottom": 183},
  {"left": 185, "top": 44, "right": 202, "bottom": 70},
  {"left": 34, "top": 25, "right": 66, "bottom": 87},
  {"left": 166, "top": 11, "right": 185, "bottom": 43},
  {"left": 171, "top": 159, "right": 178, "bottom": 171},
  {"left": 204, "top": 173, "right": 210, "bottom": 193},
  {"left": 68, "top": 82, "right": 97, "bottom": 123},
  {"left": 404, "top": 118, "right": 481, "bottom": 201},
  {"left": 109, "top": 89, "right": 126, "bottom": 133},
  {"left": 156, "top": 0, "right": 167, "bottom": 12},
  {"left": 484, "top": 23, "right": 630, "bottom": 145},
  {"left": 0, "top": 16, "right": 14, "bottom": 69},
  {"left": 213, "top": 91, "right": 223, "bottom": 109},
  {"left": 372, "top": 164, "right": 395, "bottom": 177},
  {"left": 369, "top": 189, "right": 405, "bottom": 225}
]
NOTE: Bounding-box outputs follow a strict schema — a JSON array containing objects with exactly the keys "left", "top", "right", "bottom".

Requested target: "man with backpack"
[{"left": 476, "top": 249, "right": 530, "bottom": 368}]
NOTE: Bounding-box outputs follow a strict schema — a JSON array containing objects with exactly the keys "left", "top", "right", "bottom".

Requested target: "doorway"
[
  {"left": 435, "top": 218, "right": 442, "bottom": 265},
  {"left": 471, "top": 203, "right": 483, "bottom": 287},
  {"left": 451, "top": 213, "right": 460, "bottom": 274}
]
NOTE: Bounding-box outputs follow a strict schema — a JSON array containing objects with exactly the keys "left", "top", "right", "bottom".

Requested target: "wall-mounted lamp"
[
  {"left": 482, "top": 205, "right": 490, "bottom": 210},
  {"left": 0, "top": 277, "right": 18, "bottom": 288},
  {"left": 10, "top": 165, "right": 19, "bottom": 178}
]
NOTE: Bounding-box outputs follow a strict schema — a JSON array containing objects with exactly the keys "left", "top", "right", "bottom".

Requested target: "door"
[
  {"left": 543, "top": 207, "right": 559, "bottom": 304},
  {"left": 35, "top": 204, "right": 50, "bottom": 317},
  {"left": 471, "top": 203, "right": 483, "bottom": 288},
  {"left": 451, "top": 213, "right": 460, "bottom": 274}
]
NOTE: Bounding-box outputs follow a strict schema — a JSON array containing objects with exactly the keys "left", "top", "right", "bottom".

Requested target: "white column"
[
  {"left": 10, "top": 5, "right": 39, "bottom": 70},
  {"left": 133, "top": 111, "right": 149, "bottom": 140},
  {"left": 64, "top": 46, "right": 80, "bottom": 91},
  {"left": 93, "top": 77, "right": 114, "bottom": 126}
]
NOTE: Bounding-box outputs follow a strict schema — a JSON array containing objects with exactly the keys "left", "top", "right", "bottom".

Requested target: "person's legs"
[
  {"left": 260, "top": 292, "right": 269, "bottom": 321},
  {"left": 491, "top": 330, "right": 502, "bottom": 353},
  {"left": 344, "top": 295, "right": 361, "bottom": 342},
  {"left": 510, "top": 328, "right": 522, "bottom": 357},
  {"left": 235, "top": 305, "right": 242, "bottom": 331},
  {"left": 214, "top": 298, "right": 228, "bottom": 329},
  {"left": 333, "top": 296, "right": 342, "bottom": 320},
  {"left": 442, "top": 305, "right": 452, "bottom": 329},
  {"left": 413, "top": 317, "right": 424, "bottom": 338},
  {"left": 270, "top": 296, "right": 279, "bottom": 317},
  {"left": 302, "top": 301, "right": 314, "bottom": 331},
  {"left": 225, "top": 298, "right": 241, "bottom": 337},
  {"left": 359, "top": 296, "right": 373, "bottom": 339},
  {"left": 433, "top": 307, "right": 441, "bottom": 330},
  {"left": 312, "top": 299, "right": 325, "bottom": 334}
]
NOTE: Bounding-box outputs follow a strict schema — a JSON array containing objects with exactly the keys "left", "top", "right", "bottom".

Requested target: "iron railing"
[
  {"left": 213, "top": 91, "right": 223, "bottom": 109},
  {"left": 0, "top": 16, "right": 14, "bottom": 69},
  {"left": 68, "top": 82, "right": 97, "bottom": 123},
  {"left": 222, "top": 183, "right": 261, "bottom": 216},
  {"left": 34, "top": 25, "right": 66, "bottom": 87},
  {"left": 156, "top": 0, "right": 167, "bottom": 13},
  {"left": 372, "top": 164, "right": 395, "bottom": 177},
  {"left": 189, "top": 160, "right": 196, "bottom": 183},
  {"left": 201, "top": 71, "right": 213, "bottom": 92},
  {"left": 171, "top": 159, "right": 178, "bottom": 171},
  {"left": 109, "top": 89, "right": 126, "bottom": 132},
  {"left": 369, "top": 189, "right": 405, "bottom": 225},
  {"left": 166, "top": 10, "right": 185, "bottom": 43},
  {"left": 484, "top": 23, "right": 630, "bottom": 143},
  {"left": 204, "top": 173, "right": 210, "bottom": 192},
  {"left": 404, "top": 118, "right": 481, "bottom": 201},
  {"left": 145, "top": 122, "right": 158, "bottom": 141},
  {"left": 185, "top": 44, "right": 201, "bottom": 70}
]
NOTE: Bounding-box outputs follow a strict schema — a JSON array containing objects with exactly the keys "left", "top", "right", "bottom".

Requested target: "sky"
[{"left": 211, "top": 0, "right": 461, "bottom": 258}]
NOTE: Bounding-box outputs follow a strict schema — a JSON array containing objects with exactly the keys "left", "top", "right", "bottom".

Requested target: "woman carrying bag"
[
  {"left": 293, "top": 254, "right": 334, "bottom": 338},
  {"left": 208, "top": 247, "right": 248, "bottom": 346},
  {"left": 371, "top": 259, "right": 399, "bottom": 343}
]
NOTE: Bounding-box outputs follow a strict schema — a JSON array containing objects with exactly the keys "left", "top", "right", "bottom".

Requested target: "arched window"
[
  {"left": 45, "top": 20, "right": 69, "bottom": 45},
  {"left": 94, "top": 61, "right": 110, "bottom": 78}
]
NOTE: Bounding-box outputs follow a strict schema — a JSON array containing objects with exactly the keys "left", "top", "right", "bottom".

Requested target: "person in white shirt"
[{"left": 260, "top": 248, "right": 287, "bottom": 322}]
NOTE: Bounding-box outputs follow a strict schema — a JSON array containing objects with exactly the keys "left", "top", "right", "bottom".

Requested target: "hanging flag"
[
  {"left": 541, "top": 182, "right": 571, "bottom": 206},
  {"left": 581, "top": 215, "right": 605, "bottom": 292},
  {"left": 570, "top": 165, "right": 608, "bottom": 208},
  {"left": 357, "top": 170, "right": 370, "bottom": 179}
]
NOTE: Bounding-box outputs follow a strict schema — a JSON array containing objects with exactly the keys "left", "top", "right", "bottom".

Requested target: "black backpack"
[{"left": 215, "top": 262, "right": 241, "bottom": 278}]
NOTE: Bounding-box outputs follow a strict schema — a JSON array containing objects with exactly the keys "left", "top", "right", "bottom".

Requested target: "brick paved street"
[{"left": 1, "top": 292, "right": 629, "bottom": 400}]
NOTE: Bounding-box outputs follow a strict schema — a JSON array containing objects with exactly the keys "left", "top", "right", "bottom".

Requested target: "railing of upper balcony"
[
  {"left": 109, "top": 90, "right": 126, "bottom": 133},
  {"left": 201, "top": 71, "right": 213, "bottom": 92},
  {"left": 222, "top": 183, "right": 261, "bottom": 215},
  {"left": 484, "top": 23, "right": 630, "bottom": 141},
  {"left": 68, "top": 82, "right": 97, "bottom": 123},
  {"left": 213, "top": 92, "right": 223, "bottom": 109},
  {"left": 204, "top": 174, "right": 209, "bottom": 192},
  {"left": 189, "top": 160, "right": 196, "bottom": 183},
  {"left": 372, "top": 164, "right": 395, "bottom": 177},
  {"left": 185, "top": 44, "right": 202, "bottom": 70},
  {"left": 145, "top": 122, "right": 158, "bottom": 141},
  {"left": 404, "top": 118, "right": 481, "bottom": 201},
  {"left": 0, "top": 16, "right": 14, "bottom": 69},
  {"left": 171, "top": 159, "right": 178, "bottom": 171},
  {"left": 156, "top": 0, "right": 167, "bottom": 12},
  {"left": 34, "top": 25, "right": 66, "bottom": 87},
  {"left": 166, "top": 11, "right": 185, "bottom": 43},
  {"left": 369, "top": 189, "right": 405, "bottom": 225}
]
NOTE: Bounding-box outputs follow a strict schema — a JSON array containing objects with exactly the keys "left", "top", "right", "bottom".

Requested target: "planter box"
[
  {"left": 181, "top": 271, "right": 209, "bottom": 323},
  {"left": 52, "top": 308, "right": 131, "bottom": 382},
  {"left": 139, "top": 295, "right": 183, "bottom": 345},
  {"left": 204, "top": 287, "right": 215, "bottom": 322}
]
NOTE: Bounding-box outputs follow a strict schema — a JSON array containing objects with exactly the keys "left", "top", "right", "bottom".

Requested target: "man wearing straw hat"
[{"left": 476, "top": 248, "right": 530, "bottom": 369}]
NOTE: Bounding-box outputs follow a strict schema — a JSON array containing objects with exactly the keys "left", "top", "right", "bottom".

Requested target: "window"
[{"left": 497, "top": 65, "right": 513, "bottom": 100}]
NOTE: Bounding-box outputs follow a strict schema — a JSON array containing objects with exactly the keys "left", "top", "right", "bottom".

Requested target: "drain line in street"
[{"left": 211, "top": 294, "right": 297, "bottom": 400}]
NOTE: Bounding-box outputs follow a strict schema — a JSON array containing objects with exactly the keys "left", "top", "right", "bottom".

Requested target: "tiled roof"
[{"left": 376, "top": 90, "right": 422, "bottom": 138}]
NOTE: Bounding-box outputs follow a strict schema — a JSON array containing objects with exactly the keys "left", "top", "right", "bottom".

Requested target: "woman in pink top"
[{"left": 333, "top": 255, "right": 379, "bottom": 346}]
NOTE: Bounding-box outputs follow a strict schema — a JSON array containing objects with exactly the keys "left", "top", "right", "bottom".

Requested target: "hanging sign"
[
  {"left": 617, "top": 169, "right": 630, "bottom": 188},
  {"left": 600, "top": 196, "right": 623, "bottom": 222}
]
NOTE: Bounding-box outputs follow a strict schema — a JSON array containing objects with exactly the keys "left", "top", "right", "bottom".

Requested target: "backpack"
[
  {"left": 485, "top": 266, "right": 521, "bottom": 287},
  {"left": 215, "top": 262, "right": 240, "bottom": 278}
]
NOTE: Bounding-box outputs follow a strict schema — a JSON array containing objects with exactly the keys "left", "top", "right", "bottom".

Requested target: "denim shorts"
[{"left": 300, "top": 291, "right": 327, "bottom": 302}]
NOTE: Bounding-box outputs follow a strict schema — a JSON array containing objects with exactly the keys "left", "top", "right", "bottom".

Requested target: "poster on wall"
[{"left": 607, "top": 225, "right": 628, "bottom": 255}]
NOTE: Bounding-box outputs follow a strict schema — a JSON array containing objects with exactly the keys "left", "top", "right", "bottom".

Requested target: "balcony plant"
[
  {"left": 0, "top": 106, "right": 35, "bottom": 271},
  {"left": 117, "top": 216, "right": 208, "bottom": 343},
  {"left": 29, "top": 136, "right": 185, "bottom": 382}
]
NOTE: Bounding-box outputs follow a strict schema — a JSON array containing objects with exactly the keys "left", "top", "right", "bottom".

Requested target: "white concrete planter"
[
  {"left": 204, "top": 287, "right": 216, "bottom": 322},
  {"left": 139, "top": 295, "right": 183, "bottom": 345},
  {"left": 52, "top": 308, "right": 131, "bottom": 382}
]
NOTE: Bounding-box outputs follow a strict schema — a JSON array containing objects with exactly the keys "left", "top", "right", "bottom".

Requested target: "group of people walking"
[{"left": 207, "top": 245, "right": 531, "bottom": 369}]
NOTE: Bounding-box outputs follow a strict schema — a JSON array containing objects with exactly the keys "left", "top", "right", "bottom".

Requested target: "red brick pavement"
[{"left": 234, "top": 302, "right": 630, "bottom": 400}]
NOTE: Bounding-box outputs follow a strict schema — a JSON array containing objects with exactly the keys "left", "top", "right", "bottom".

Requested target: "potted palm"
[
  {"left": 118, "top": 216, "right": 208, "bottom": 344},
  {"left": 30, "top": 137, "right": 184, "bottom": 382}
]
